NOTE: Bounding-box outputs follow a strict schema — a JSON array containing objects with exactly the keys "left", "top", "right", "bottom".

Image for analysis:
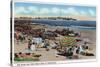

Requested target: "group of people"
[
  {"left": 14, "top": 31, "right": 27, "bottom": 44},
  {"left": 54, "top": 39, "right": 94, "bottom": 59},
  {"left": 54, "top": 45, "right": 80, "bottom": 59},
  {"left": 27, "top": 38, "right": 51, "bottom": 52},
  {"left": 27, "top": 36, "right": 93, "bottom": 59}
]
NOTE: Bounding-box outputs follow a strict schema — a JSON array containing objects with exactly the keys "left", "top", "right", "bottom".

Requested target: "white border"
[
  {"left": 12, "top": 0, "right": 15, "bottom": 66},
  {"left": 11, "top": 0, "right": 97, "bottom": 67}
]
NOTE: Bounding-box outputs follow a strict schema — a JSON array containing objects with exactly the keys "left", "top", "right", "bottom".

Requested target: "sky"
[{"left": 14, "top": 2, "right": 96, "bottom": 18}]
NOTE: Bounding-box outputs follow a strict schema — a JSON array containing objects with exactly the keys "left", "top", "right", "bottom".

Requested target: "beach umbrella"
[{"left": 60, "top": 36, "right": 76, "bottom": 47}]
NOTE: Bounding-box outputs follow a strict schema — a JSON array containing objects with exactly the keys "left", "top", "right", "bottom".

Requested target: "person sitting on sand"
[
  {"left": 66, "top": 47, "right": 73, "bottom": 59},
  {"left": 18, "top": 52, "right": 24, "bottom": 58},
  {"left": 73, "top": 46, "right": 80, "bottom": 59},
  {"left": 83, "top": 42, "right": 89, "bottom": 50},
  {"left": 40, "top": 41, "right": 45, "bottom": 48},
  {"left": 50, "top": 42, "right": 57, "bottom": 49},
  {"left": 44, "top": 42, "right": 50, "bottom": 51},
  {"left": 83, "top": 48, "right": 94, "bottom": 56},
  {"left": 55, "top": 48, "right": 59, "bottom": 57},
  {"left": 14, "top": 53, "right": 19, "bottom": 58},
  {"left": 79, "top": 45, "right": 84, "bottom": 54}
]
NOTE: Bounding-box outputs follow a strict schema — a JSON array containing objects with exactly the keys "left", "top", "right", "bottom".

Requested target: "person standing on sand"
[
  {"left": 15, "top": 31, "right": 20, "bottom": 44},
  {"left": 28, "top": 39, "right": 32, "bottom": 50},
  {"left": 31, "top": 42, "right": 36, "bottom": 51}
]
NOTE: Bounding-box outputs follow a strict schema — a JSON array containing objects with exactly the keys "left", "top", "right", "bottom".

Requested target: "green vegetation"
[{"left": 14, "top": 57, "right": 39, "bottom": 61}]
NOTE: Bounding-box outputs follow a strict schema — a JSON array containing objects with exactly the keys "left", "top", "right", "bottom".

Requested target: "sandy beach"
[{"left": 14, "top": 23, "right": 96, "bottom": 61}]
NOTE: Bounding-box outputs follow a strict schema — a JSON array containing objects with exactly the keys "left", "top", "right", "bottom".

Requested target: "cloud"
[
  {"left": 51, "top": 7, "right": 60, "bottom": 14},
  {"left": 28, "top": 6, "right": 38, "bottom": 12},
  {"left": 15, "top": 5, "right": 96, "bottom": 17},
  {"left": 88, "top": 9, "right": 96, "bottom": 17},
  {"left": 28, "top": 6, "right": 39, "bottom": 15},
  {"left": 15, "top": 7, "right": 29, "bottom": 14},
  {"left": 15, "top": 6, "right": 39, "bottom": 15},
  {"left": 39, "top": 8, "right": 50, "bottom": 15},
  {"left": 79, "top": 10, "right": 87, "bottom": 16},
  {"left": 61, "top": 9, "right": 69, "bottom": 15},
  {"left": 61, "top": 7, "right": 80, "bottom": 16},
  {"left": 67, "top": 7, "right": 80, "bottom": 15}
]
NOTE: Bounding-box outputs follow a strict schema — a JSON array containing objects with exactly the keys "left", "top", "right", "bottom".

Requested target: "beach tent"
[{"left": 32, "top": 37, "right": 43, "bottom": 44}]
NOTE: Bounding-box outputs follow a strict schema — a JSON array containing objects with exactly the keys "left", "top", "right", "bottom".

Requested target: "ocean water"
[
  {"left": 70, "top": 26, "right": 96, "bottom": 30},
  {"left": 32, "top": 19, "right": 96, "bottom": 30}
]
